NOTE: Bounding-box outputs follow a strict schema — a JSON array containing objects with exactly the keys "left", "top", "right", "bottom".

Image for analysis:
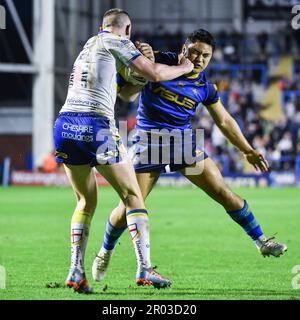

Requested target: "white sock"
[
  {"left": 70, "top": 245, "right": 84, "bottom": 273},
  {"left": 126, "top": 210, "right": 151, "bottom": 274},
  {"left": 70, "top": 223, "right": 90, "bottom": 272}
]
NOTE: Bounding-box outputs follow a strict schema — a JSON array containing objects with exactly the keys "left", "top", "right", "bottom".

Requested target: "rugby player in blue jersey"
[
  {"left": 92, "top": 29, "right": 287, "bottom": 284},
  {"left": 54, "top": 8, "right": 194, "bottom": 293}
]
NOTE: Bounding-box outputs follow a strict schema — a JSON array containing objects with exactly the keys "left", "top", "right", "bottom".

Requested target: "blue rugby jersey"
[{"left": 117, "top": 51, "right": 220, "bottom": 130}]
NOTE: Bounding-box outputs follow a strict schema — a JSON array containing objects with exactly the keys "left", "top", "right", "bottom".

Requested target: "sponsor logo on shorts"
[
  {"left": 62, "top": 132, "right": 93, "bottom": 142},
  {"left": 55, "top": 151, "right": 68, "bottom": 159},
  {"left": 62, "top": 123, "right": 93, "bottom": 133},
  {"left": 61, "top": 123, "right": 94, "bottom": 142}
]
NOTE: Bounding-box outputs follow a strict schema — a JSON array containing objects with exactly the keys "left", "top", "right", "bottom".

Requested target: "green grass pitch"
[{"left": 0, "top": 186, "right": 299, "bottom": 300}]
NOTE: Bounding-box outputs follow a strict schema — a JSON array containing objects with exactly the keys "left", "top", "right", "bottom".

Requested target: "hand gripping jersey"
[
  {"left": 121, "top": 51, "right": 220, "bottom": 130},
  {"left": 60, "top": 31, "right": 142, "bottom": 118}
]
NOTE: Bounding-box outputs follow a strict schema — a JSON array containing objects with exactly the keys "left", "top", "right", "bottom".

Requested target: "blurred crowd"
[
  {"left": 115, "top": 27, "right": 300, "bottom": 174},
  {"left": 193, "top": 90, "right": 300, "bottom": 173}
]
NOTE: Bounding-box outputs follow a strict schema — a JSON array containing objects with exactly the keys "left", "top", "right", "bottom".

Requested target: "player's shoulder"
[
  {"left": 195, "top": 73, "right": 217, "bottom": 89},
  {"left": 196, "top": 73, "right": 220, "bottom": 106},
  {"left": 100, "top": 31, "right": 132, "bottom": 46},
  {"left": 154, "top": 51, "right": 179, "bottom": 65}
]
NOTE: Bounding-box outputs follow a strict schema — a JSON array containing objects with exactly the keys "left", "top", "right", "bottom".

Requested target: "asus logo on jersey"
[{"left": 153, "top": 86, "right": 197, "bottom": 110}]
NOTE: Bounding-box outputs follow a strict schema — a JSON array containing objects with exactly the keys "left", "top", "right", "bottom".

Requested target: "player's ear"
[
  {"left": 182, "top": 44, "right": 188, "bottom": 57},
  {"left": 125, "top": 24, "right": 131, "bottom": 38}
]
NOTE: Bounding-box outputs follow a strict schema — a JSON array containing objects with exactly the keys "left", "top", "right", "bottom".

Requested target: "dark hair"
[{"left": 186, "top": 29, "right": 216, "bottom": 51}]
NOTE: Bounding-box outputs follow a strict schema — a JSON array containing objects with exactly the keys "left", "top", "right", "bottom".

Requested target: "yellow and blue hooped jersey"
[{"left": 118, "top": 51, "right": 220, "bottom": 130}]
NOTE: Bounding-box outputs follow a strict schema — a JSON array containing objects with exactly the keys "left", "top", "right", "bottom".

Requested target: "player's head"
[
  {"left": 102, "top": 8, "right": 132, "bottom": 39},
  {"left": 182, "top": 29, "right": 215, "bottom": 74}
]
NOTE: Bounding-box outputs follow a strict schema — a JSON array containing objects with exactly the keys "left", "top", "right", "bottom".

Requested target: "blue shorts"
[
  {"left": 129, "top": 129, "right": 208, "bottom": 173},
  {"left": 54, "top": 112, "right": 127, "bottom": 167}
]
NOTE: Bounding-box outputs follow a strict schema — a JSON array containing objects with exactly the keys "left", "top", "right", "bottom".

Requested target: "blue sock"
[
  {"left": 102, "top": 219, "right": 127, "bottom": 251},
  {"left": 227, "top": 200, "right": 264, "bottom": 241}
]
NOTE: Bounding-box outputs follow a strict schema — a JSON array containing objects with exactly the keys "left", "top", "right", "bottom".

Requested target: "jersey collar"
[
  {"left": 98, "top": 29, "right": 124, "bottom": 39},
  {"left": 98, "top": 30, "right": 110, "bottom": 35}
]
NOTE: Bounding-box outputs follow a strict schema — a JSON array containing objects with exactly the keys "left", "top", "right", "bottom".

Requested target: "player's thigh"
[
  {"left": 180, "top": 158, "right": 243, "bottom": 209},
  {"left": 64, "top": 164, "right": 97, "bottom": 203},
  {"left": 95, "top": 161, "right": 143, "bottom": 204},
  {"left": 136, "top": 172, "right": 160, "bottom": 200}
]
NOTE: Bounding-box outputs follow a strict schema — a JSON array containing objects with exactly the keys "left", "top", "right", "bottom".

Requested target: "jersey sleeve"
[
  {"left": 202, "top": 83, "right": 220, "bottom": 107},
  {"left": 116, "top": 64, "right": 148, "bottom": 88},
  {"left": 105, "top": 36, "right": 142, "bottom": 67}
]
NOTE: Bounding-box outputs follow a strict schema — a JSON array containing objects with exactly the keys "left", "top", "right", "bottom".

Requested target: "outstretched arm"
[
  {"left": 130, "top": 53, "right": 193, "bottom": 83},
  {"left": 206, "top": 100, "right": 269, "bottom": 172},
  {"left": 118, "top": 42, "right": 155, "bottom": 102}
]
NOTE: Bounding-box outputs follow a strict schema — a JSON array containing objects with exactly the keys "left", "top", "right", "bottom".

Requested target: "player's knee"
[
  {"left": 77, "top": 193, "right": 97, "bottom": 214},
  {"left": 118, "top": 182, "right": 140, "bottom": 200},
  {"left": 123, "top": 190, "right": 144, "bottom": 209}
]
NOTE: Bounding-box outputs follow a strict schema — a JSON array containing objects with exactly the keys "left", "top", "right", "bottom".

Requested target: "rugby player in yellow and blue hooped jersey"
[{"left": 92, "top": 29, "right": 288, "bottom": 282}]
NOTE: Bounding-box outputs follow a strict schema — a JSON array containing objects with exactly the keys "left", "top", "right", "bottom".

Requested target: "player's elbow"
[
  {"left": 136, "top": 59, "right": 162, "bottom": 82},
  {"left": 154, "top": 75, "right": 164, "bottom": 82},
  {"left": 147, "top": 71, "right": 162, "bottom": 83},
  {"left": 146, "top": 65, "right": 163, "bottom": 82}
]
